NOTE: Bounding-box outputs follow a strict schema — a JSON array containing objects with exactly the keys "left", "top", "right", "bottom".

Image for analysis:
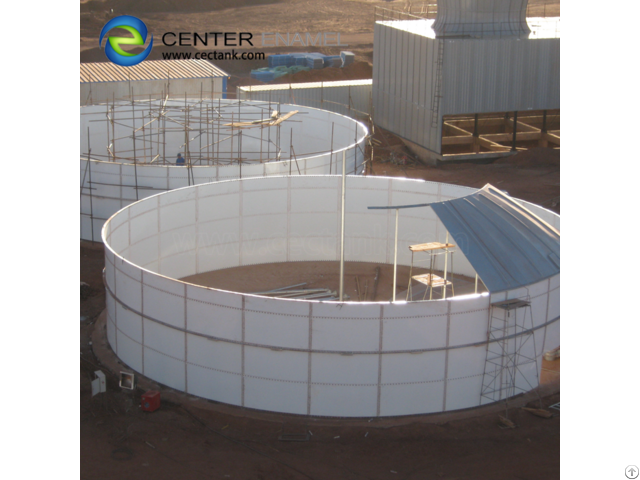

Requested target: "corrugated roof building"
[
  {"left": 80, "top": 59, "right": 229, "bottom": 105},
  {"left": 373, "top": 12, "right": 560, "bottom": 163}
]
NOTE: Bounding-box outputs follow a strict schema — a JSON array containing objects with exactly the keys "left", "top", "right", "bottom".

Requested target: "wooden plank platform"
[
  {"left": 491, "top": 298, "right": 531, "bottom": 310},
  {"left": 409, "top": 242, "right": 456, "bottom": 252},
  {"left": 412, "top": 274, "right": 452, "bottom": 288}
]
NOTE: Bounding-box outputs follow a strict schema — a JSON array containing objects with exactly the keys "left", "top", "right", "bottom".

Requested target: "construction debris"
[
  {"left": 521, "top": 407, "right": 553, "bottom": 419},
  {"left": 498, "top": 415, "right": 517, "bottom": 429},
  {"left": 371, "top": 266, "right": 381, "bottom": 301},
  {"left": 250, "top": 284, "right": 337, "bottom": 301},
  {"left": 81, "top": 281, "right": 91, "bottom": 300},
  {"left": 543, "top": 347, "right": 560, "bottom": 361}
]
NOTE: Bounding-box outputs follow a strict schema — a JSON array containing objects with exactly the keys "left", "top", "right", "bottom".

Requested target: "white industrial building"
[
  {"left": 80, "top": 59, "right": 229, "bottom": 105},
  {"left": 373, "top": 0, "right": 560, "bottom": 163}
]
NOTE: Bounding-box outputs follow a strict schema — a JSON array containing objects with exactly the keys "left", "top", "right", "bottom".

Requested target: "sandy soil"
[
  {"left": 181, "top": 261, "right": 486, "bottom": 302},
  {"left": 369, "top": 128, "right": 560, "bottom": 213}
]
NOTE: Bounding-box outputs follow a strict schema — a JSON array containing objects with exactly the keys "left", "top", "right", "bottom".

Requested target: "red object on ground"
[{"left": 141, "top": 390, "right": 160, "bottom": 412}]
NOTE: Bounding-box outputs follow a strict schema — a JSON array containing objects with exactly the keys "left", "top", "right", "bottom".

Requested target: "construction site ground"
[{"left": 81, "top": 1, "right": 560, "bottom": 478}]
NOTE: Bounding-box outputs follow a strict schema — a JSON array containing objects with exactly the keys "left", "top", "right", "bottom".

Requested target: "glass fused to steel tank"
[
  {"left": 102, "top": 175, "right": 560, "bottom": 418},
  {"left": 81, "top": 99, "right": 368, "bottom": 241}
]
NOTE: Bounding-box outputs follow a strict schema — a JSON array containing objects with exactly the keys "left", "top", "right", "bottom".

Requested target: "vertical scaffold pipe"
[{"left": 339, "top": 150, "right": 346, "bottom": 302}]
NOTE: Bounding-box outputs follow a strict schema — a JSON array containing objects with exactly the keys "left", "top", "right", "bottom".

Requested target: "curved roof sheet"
[{"left": 430, "top": 184, "right": 560, "bottom": 293}]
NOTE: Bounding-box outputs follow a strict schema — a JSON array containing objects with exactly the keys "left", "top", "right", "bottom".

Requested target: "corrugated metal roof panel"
[
  {"left": 430, "top": 184, "right": 560, "bottom": 293},
  {"left": 80, "top": 60, "right": 228, "bottom": 83},
  {"left": 238, "top": 79, "right": 372, "bottom": 92}
]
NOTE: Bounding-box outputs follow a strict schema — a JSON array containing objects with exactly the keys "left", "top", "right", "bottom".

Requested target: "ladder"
[{"left": 430, "top": 39, "right": 445, "bottom": 129}]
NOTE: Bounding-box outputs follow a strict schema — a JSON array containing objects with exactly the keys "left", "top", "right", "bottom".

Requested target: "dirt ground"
[
  {"left": 81, "top": 1, "right": 560, "bottom": 478},
  {"left": 181, "top": 261, "right": 486, "bottom": 302},
  {"left": 369, "top": 127, "right": 560, "bottom": 214}
]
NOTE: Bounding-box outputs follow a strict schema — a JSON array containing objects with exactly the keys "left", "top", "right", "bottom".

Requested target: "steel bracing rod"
[
  {"left": 80, "top": 143, "right": 92, "bottom": 197},
  {"left": 368, "top": 203, "right": 432, "bottom": 210}
]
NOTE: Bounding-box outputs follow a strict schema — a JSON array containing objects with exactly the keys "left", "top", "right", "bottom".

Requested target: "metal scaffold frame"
[{"left": 480, "top": 297, "right": 540, "bottom": 416}]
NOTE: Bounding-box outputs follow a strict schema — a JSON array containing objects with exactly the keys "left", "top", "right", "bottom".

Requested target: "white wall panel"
[
  {"left": 449, "top": 306, "right": 490, "bottom": 347},
  {"left": 241, "top": 237, "right": 288, "bottom": 266},
  {"left": 106, "top": 290, "right": 117, "bottom": 348},
  {"left": 312, "top": 353, "right": 379, "bottom": 386},
  {"left": 104, "top": 250, "right": 116, "bottom": 292},
  {"left": 186, "top": 364, "right": 242, "bottom": 406},
  {"left": 142, "top": 282, "right": 184, "bottom": 330},
  {"left": 143, "top": 347, "right": 186, "bottom": 392},
  {"left": 187, "top": 335, "right": 242, "bottom": 375},
  {"left": 159, "top": 225, "right": 197, "bottom": 259},
  {"left": 447, "top": 345, "right": 486, "bottom": 380},
  {"left": 312, "top": 303, "right": 380, "bottom": 352},
  {"left": 186, "top": 285, "right": 242, "bottom": 341},
  {"left": 159, "top": 251, "right": 197, "bottom": 280},
  {"left": 382, "top": 302, "right": 449, "bottom": 351},
  {"left": 245, "top": 347, "right": 308, "bottom": 382},
  {"left": 114, "top": 267, "right": 142, "bottom": 313},
  {"left": 445, "top": 374, "right": 483, "bottom": 411},
  {"left": 129, "top": 235, "right": 159, "bottom": 268},
  {"left": 244, "top": 296, "right": 309, "bottom": 350},
  {"left": 310, "top": 385, "right": 378, "bottom": 417},
  {"left": 115, "top": 303, "right": 143, "bottom": 344},
  {"left": 289, "top": 212, "right": 337, "bottom": 238},
  {"left": 380, "top": 382, "right": 445, "bottom": 416},
  {"left": 291, "top": 186, "right": 339, "bottom": 213},
  {"left": 143, "top": 319, "right": 185, "bottom": 362},
  {"left": 116, "top": 330, "right": 143, "bottom": 373},
  {"left": 130, "top": 209, "right": 158, "bottom": 245},
  {"left": 197, "top": 218, "right": 241, "bottom": 272},
  {"left": 381, "top": 351, "right": 446, "bottom": 384},
  {"left": 244, "top": 377, "right": 308, "bottom": 415}
]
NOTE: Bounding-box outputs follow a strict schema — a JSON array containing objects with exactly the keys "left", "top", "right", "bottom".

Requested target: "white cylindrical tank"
[
  {"left": 81, "top": 99, "right": 368, "bottom": 241},
  {"left": 102, "top": 175, "right": 560, "bottom": 417}
]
